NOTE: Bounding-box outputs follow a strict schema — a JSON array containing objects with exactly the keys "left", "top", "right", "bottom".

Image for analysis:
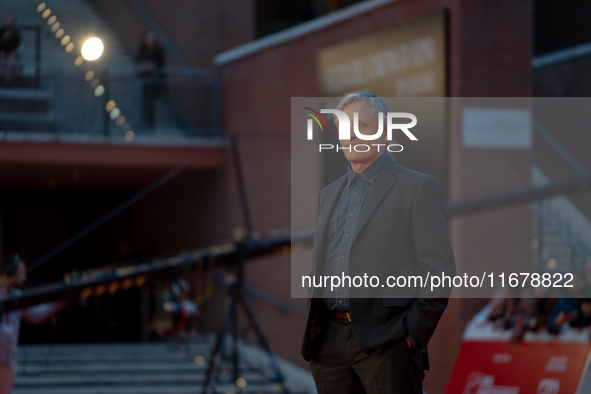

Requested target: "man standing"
[{"left": 300, "top": 92, "right": 456, "bottom": 393}]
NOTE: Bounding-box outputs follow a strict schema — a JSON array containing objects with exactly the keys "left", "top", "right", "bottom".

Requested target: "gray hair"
[{"left": 335, "top": 91, "right": 391, "bottom": 122}]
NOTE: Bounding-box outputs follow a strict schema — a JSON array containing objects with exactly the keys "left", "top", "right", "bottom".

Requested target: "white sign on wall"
[{"left": 462, "top": 107, "right": 532, "bottom": 149}]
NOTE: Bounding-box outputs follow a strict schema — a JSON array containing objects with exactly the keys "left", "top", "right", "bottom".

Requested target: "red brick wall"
[{"left": 452, "top": 0, "right": 533, "bottom": 96}]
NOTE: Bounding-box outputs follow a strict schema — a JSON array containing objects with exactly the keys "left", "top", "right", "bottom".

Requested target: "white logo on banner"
[
  {"left": 463, "top": 372, "right": 520, "bottom": 394},
  {"left": 545, "top": 356, "right": 568, "bottom": 373},
  {"left": 492, "top": 353, "right": 512, "bottom": 363},
  {"left": 537, "top": 378, "right": 560, "bottom": 394}
]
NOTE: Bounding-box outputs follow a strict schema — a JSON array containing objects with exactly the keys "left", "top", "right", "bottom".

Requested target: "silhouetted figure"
[
  {"left": 137, "top": 29, "right": 166, "bottom": 129},
  {"left": 0, "top": 13, "right": 21, "bottom": 87}
]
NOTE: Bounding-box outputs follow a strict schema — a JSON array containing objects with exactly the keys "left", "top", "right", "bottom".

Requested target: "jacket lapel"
[
  {"left": 312, "top": 175, "right": 347, "bottom": 271},
  {"left": 352, "top": 157, "right": 400, "bottom": 243}
]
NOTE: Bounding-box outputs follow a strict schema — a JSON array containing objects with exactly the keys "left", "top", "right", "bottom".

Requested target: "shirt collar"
[{"left": 346, "top": 151, "right": 388, "bottom": 188}]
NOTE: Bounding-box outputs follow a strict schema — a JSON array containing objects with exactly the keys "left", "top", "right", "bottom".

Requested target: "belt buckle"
[{"left": 332, "top": 310, "right": 352, "bottom": 321}]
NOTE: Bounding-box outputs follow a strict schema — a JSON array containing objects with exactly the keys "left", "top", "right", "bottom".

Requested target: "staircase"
[
  {"left": 532, "top": 165, "right": 591, "bottom": 273},
  {"left": 0, "top": 0, "right": 186, "bottom": 136},
  {"left": 532, "top": 202, "right": 588, "bottom": 272},
  {"left": 14, "top": 340, "right": 314, "bottom": 394}
]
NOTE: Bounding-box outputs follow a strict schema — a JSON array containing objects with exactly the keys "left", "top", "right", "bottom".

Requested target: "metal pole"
[
  {"left": 103, "top": 70, "right": 110, "bottom": 136},
  {"left": 35, "top": 26, "right": 41, "bottom": 88},
  {"left": 230, "top": 136, "right": 253, "bottom": 238}
]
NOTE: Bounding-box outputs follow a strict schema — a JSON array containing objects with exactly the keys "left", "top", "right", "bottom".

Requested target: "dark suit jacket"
[{"left": 300, "top": 155, "right": 456, "bottom": 366}]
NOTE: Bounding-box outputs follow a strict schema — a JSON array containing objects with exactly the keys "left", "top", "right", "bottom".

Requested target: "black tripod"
[{"left": 201, "top": 136, "right": 288, "bottom": 393}]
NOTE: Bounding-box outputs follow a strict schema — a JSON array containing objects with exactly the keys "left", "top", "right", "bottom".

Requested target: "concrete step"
[
  {"left": 14, "top": 383, "right": 303, "bottom": 394},
  {"left": 15, "top": 371, "right": 267, "bottom": 386},
  {"left": 18, "top": 352, "right": 193, "bottom": 362},
  {"left": 0, "top": 111, "right": 56, "bottom": 131},
  {"left": 0, "top": 88, "right": 51, "bottom": 112},
  {"left": 17, "top": 361, "right": 205, "bottom": 375},
  {"left": 0, "top": 88, "right": 52, "bottom": 100},
  {"left": 13, "top": 339, "right": 316, "bottom": 394}
]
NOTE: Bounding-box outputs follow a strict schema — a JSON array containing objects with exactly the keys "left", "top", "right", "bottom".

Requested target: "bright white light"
[{"left": 81, "top": 37, "right": 104, "bottom": 61}]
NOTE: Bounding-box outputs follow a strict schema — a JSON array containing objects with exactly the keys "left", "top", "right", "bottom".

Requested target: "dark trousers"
[
  {"left": 143, "top": 84, "right": 159, "bottom": 128},
  {"left": 309, "top": 316, "right": 425, "bottom": 394}
]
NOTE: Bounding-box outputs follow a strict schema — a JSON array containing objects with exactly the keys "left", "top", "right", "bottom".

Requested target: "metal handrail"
[
  {"left": 534, "top": 122, "right": 589, "bottom": 180},
  {"left": 0, "top": 65, "right": 220, "bottom": 137}
]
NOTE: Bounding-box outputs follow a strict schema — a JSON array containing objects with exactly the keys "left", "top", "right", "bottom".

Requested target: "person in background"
[
  {"left": 571, "top": 299, "right": 591, "bottom": 329},
  {"left": 0, "top": 254, "right": 26, "bottom": 394},
  {"left": 0, "top": 254, "right": 64, "bottom": 394},
  {"left": 546, "top": 270, "right": 591, "bottom": 336},
  {"left": 137, "top": 29, "right": 166, "bottom": 130},
  {"left": 547, "top": 298, "right": 591, "bottom": 335},
  {"left": 0, "top": 13, "right": 21, "bottom": 87}
]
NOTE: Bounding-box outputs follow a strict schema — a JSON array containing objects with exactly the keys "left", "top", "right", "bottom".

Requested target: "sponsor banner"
[{"left": 446, "top": 341, "right": 590, "bottom": 394}]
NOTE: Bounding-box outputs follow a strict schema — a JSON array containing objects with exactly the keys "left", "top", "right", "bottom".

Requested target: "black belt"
[{"left": 331, "top": 311, "right": 351, "bottom": 321}]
